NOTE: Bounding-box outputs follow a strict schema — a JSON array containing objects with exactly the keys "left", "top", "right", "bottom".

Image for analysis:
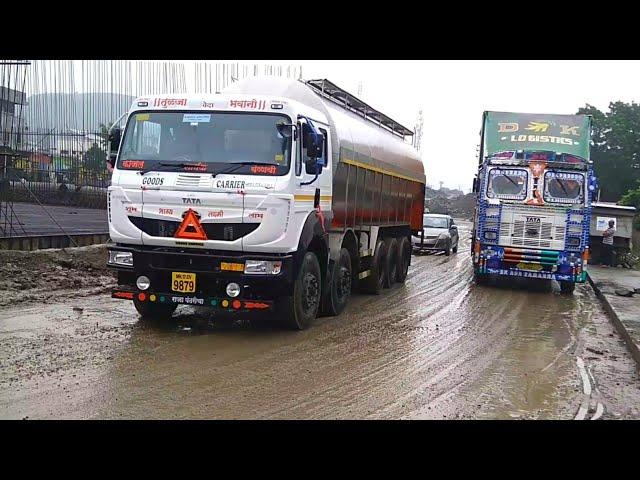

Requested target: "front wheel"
[
  {"left": 444, "top": 242, "right": 451, "bottom": 256},
  {"left": 321, "top": 248, "right": 352, "bottom": 317},
  {"left": 559, "top": 281, "right": 575, "bottom": 294},
  {"left": 133, "top": 299, "right": 177, "bottom": 321},
  {"left": 277, "top": 251, "right": 322, "bottom": 330},
  {"left": 474, "top": 271, "right": 489, "bottom": 285}
]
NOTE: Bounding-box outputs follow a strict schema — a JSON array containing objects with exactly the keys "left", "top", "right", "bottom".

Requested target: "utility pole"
[{"left": 413, "top": 109, "right": 424, "bottom": 152}]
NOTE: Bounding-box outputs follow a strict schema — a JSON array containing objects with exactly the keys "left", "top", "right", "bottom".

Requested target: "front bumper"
[
  {"left": 108, "top": 245, "right": 294, "bottom": 307},
  {"left": 411, "top": 236, "right": 448, "bottom": 251},
  {"left": 474, "top": 243, "right": 587, "bottom": 283},
  {"left": 112, "top": 287, "right": 274, "bottom": 312}
]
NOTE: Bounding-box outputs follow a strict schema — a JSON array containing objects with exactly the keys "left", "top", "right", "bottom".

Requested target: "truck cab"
[{"left": 472, "top": 111, "right": 597, "bottom": 293}]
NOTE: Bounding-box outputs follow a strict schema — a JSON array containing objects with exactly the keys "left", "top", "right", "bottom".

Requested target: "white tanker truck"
[{"left": 106, "top": 77, "right": 425, "bottom": 329}]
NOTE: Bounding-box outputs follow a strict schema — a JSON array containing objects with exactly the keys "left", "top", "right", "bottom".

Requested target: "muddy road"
[{"left": 1, "top": 221, "right": 639, "bottom": 419}]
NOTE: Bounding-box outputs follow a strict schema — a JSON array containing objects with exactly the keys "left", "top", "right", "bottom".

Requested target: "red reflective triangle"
[{"left": 175, "top": 209, "right": 208, "bottom": 240}]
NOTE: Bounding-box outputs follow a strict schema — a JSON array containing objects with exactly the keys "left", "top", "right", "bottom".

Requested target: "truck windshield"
[
  {"left": 423, "top": 216, "right": 448, "bottom": 228},
  {"left": 487, "top": 169, "right": 527, "bottom": 200},
  {"left": 544, "top": 172, "right": 584, "bottom": 203},
  {"left": 117, "top": 111, "right": 292, "bottom": 174}
]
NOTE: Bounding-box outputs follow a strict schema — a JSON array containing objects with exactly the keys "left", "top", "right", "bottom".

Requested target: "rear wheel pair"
[{"left": 360, "top": 236, "right": 410, "bottom": 295}]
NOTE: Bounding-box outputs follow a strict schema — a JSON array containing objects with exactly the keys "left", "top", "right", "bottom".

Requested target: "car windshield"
[
  {"left": 118, "top": 111, "right": 292, "bottom": 174},
  {"left": 423, "top": 216, "right": 448, "bottom": 228}
]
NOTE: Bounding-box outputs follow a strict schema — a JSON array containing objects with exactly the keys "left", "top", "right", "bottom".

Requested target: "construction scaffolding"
[{"left": 0, "top": 60, "right": 303, "bottom": 240}]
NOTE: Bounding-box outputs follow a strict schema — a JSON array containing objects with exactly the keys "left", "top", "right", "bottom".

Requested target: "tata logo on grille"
[
  {"left": 526, "top": 217, "right": 541, "bottom": 223},
  {"left": 182, "top": 198, "right": 201, "bottom": 205}
]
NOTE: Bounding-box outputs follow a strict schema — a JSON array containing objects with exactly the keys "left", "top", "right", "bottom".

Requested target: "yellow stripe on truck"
[
  {"left": 294, "top": 195, "right": 332, "bottom": 202},
  {"left": 341, "top": 158, "right": 424, "bottom": 183}
]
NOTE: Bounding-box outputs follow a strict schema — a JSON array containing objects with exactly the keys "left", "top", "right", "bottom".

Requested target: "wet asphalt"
[{"left": 1, "top": 222, "right": 639, "bottom": 419}]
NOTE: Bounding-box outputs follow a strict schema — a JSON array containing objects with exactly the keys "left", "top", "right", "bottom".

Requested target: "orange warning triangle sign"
[{"left": 175, "top": 209, "right": 208, "bottom": 240}]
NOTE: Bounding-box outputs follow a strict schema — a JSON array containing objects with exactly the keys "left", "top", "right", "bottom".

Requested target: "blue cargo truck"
[{"left": 471, "top": 111, "right": 598, "bottom": 294}]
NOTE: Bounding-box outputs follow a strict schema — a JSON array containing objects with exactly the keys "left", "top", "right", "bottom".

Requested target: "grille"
[
  {"left": 175, "top": 174, "right": 210, "bottom": 189},
  {"left": 511, "top": 219, "right": 553, "bottom": 248},
  {"left": 499, "top": 221, "right": 511, "bottom": 239},
  {"left": 497, "top": 203, "right": 570, "bottom": 249},
  {"left": 128, "top": 217, "right": 258, "bottom": 240}
]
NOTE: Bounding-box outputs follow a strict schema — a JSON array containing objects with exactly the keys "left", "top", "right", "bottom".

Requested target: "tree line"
[{"left": 577, "top": 102, "right": 640, "bottom": 206}]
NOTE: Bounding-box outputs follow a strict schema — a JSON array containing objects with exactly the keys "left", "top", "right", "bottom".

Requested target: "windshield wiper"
[
  {"left": 139, "top": 162, "right": 194, "bottom": 175},
  {"left": 212, "top": 162, "right": 279, "bottom": 178},
  {"left": 557, "top": 179, "right": 569, "bottom": 197},
  {"left": 503, "top": 174, "right": 520, "bottom": 188}
]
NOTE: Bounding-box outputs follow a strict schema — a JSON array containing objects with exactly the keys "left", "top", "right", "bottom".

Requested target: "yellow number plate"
[
  {"left": 171, "top": 272, "right": 196, "bottom": 293},
  {"left": 517, "top": 262, "right": 543, "bottom": 272},
  {"left": 220, "top": 262, "right": 244, "bottom": 272}
]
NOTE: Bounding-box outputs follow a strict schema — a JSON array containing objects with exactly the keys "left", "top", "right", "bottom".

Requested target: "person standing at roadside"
[{"left": 601, "top": 220, "right": 616, "bottom": 267}]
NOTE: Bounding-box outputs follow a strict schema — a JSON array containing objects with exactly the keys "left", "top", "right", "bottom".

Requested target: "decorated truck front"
[{"left": 471, "top": 111, "right": 597, "bottom": 293}]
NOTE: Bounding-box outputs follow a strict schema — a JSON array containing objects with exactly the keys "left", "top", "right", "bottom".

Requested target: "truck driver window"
[
  {"left": 543, "top": 172, "right": 583, "bottom": 204},
  {"left": 486, "top": 169, "right": 527, "bottom": 200}
]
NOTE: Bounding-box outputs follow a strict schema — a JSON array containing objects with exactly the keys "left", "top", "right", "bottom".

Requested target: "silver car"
[{"left": 412, "top": 214, "right": 459, "bottom": 255}]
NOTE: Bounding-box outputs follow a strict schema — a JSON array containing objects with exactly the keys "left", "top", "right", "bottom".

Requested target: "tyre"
[
  {"left": 133, "top": 298, "right": 177, "bottom": 321},
  {"left": 321, "top": 248, "right": 352, "bottom": 317},
  {"left": 359, "top": 239, "right": 387, "bottom": 295},
  {"left": 560, "top": 281, "right": 575, "bottom": 294},
  {"left": 384, "top": 238, "right": 398, "bottom": 288},
  {"left": 396, "top": 237, "right": 411, "bottom": 283},
  {"left": 474, "top": 271, "right": 489, "bottom": 285},
  {"left": 276, "top": 251, "right": 322, "bottom": 330},
  {"left": 444, "top": 242, "right": 451, "bottom": 256},
  {"left": 452, "top": 241, "right": 458, "bottom": 254}
]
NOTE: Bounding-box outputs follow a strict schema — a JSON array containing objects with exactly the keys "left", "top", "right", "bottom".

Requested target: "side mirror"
[
  {"left": 107, "top": 128, "right": 121, "bottom": 170},
  {"left": 472, "top": 177, "right": 478, "bottom": 193},
  {"left": 108, "top": 127, "right": 121, "bottom": 152},
  {"left": 307, "top": 132, "right": 324, "bottom": 160}
]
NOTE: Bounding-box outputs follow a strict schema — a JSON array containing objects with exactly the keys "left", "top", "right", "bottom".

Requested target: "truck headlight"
[
  {"left": 108, "top": 250, "right": 133, "bottom": 267},
  {"left": 244, "top": 260, "right": 282, "bottom": 275},
  {"left": 566, "top": 237, "right": 581, "bottom": 247}
]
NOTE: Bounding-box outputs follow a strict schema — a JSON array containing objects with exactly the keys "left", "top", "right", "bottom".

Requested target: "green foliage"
[
  {"left": 85, "top": 143, "right": 107, "bottom": 172},
  {"left": 577, "top": 102, "right": 640, "bottom": 202}
]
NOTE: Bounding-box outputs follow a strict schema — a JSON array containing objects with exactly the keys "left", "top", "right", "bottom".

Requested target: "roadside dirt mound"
[{"left": 0, "top": 244, "right": 116, "bottom": 307}]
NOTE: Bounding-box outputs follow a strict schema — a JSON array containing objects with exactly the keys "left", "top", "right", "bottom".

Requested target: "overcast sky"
[
  {"left": 68, "top": 60, "right": 640, "bottom": 191},
  {"left": 215, "top": 60, "right": 640, "bottom": 192}
]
